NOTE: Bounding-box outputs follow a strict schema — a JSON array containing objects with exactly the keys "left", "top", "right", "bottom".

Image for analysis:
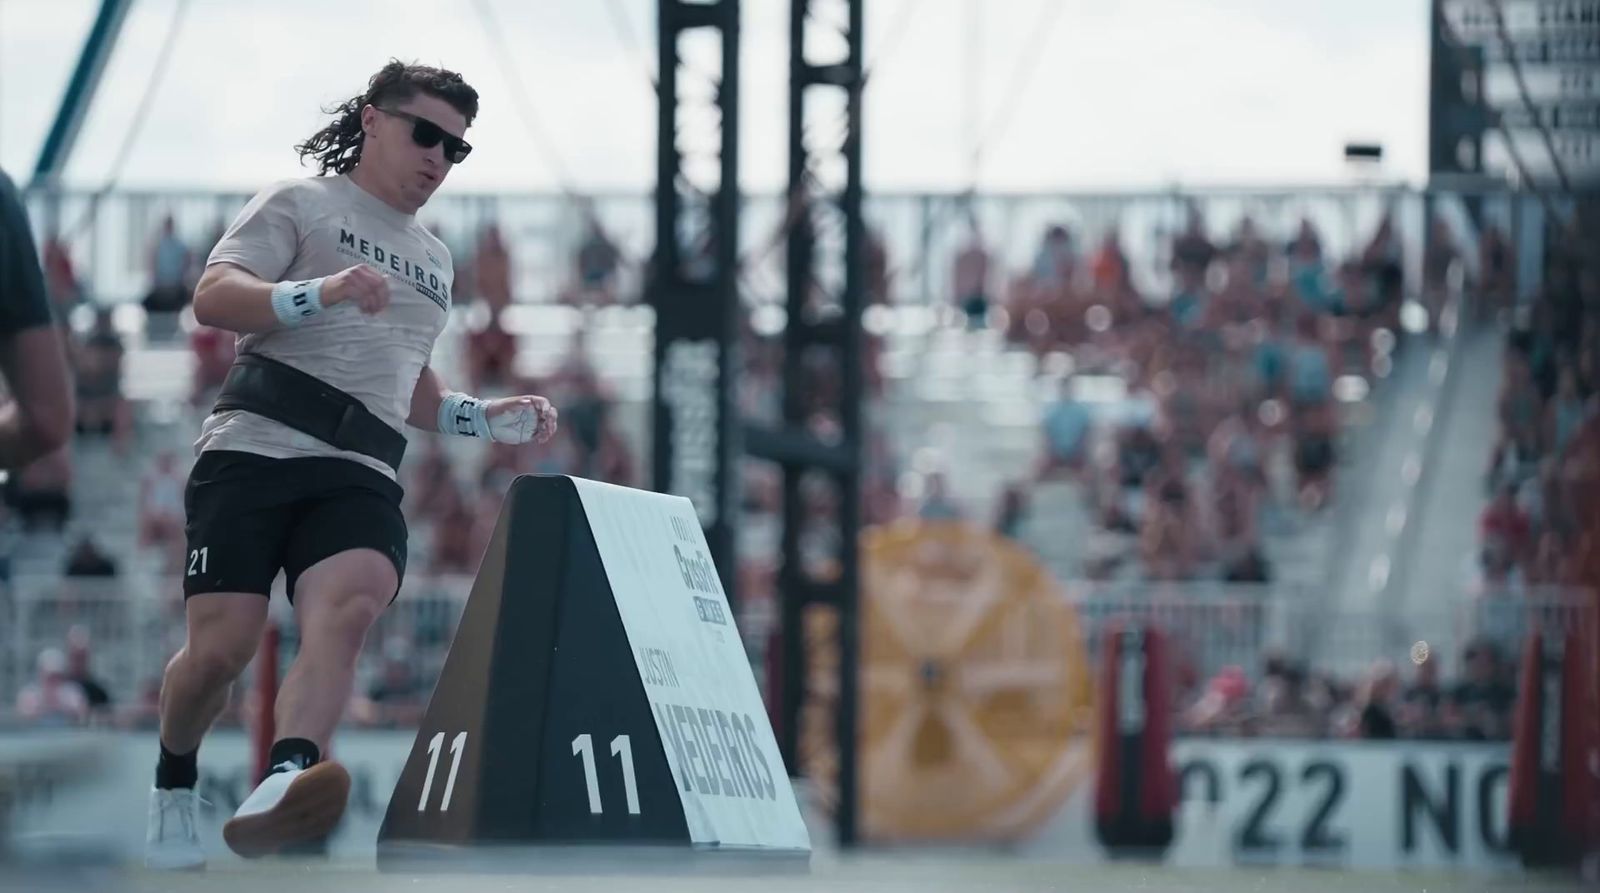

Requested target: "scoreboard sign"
[
  {"left": 1438, "top": 0, "right": 1600, "bottom": 185},
  {"left": 378, "top": 475, "right": 810, "bottom": 867},
  {"left": 572, "top": 477, "right": 808, "bottom": 850}
]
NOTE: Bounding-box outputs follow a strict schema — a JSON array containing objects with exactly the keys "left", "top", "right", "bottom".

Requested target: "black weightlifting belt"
[{"left": 213, "top": 353, "right": 407, "bottom": 473}]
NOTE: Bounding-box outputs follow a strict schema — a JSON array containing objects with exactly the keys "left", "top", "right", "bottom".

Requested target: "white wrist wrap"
[
  {"left": 438, "top": 392, "right": 491, "bottom": 440},
  {"left": 271, "top": 278, "right": 325, "bottom": 327}
]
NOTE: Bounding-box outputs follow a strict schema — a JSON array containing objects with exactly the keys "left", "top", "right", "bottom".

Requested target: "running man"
[{"left": 145, "top": 60, "right": 557, "bottom": 869}]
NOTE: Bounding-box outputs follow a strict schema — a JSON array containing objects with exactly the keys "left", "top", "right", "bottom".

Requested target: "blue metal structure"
[{"left": 30, "top": 0, "right": 136, "bottom": 189}]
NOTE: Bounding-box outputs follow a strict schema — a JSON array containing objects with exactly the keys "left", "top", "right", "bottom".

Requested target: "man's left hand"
[{"left": 484, "top": 395, "right": 558, "bottom": 445}]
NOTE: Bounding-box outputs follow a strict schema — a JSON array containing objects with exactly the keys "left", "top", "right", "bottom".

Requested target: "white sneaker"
[
  {"left": 222, "top": 761, "right": 350, "bottom": 858},
  {"left": 145, "top": 787, "right": 206, "bottom": 870}
]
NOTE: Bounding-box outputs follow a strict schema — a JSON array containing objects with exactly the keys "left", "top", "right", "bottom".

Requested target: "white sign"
[
  {"left": 1486, "top": 66, "right": 1600, "bottom": 104},
  {"left": 1024, "top": 740, "right": 1519, "bottom": 873},
  {"left": 1445, "top": 1, "right": 1600, "bottom": 42},
  {"left": 1486, "top": 128, "right": 1600, "bottom": 180},
  {"left": 571, "top": 477, "right": 811, "bottom": 853},
  {"left": 1168, "top": 741, "right": 1517, "bottom": 872}
]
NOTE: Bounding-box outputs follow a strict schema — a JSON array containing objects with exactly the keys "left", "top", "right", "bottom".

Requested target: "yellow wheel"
[{"left": 801, "top": 519, "right": 1096, "bottom": 842}]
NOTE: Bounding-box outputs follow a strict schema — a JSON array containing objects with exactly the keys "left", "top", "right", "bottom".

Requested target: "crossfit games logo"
[{"left": 661, "top": 340, "right": 720, "bottom": 527}]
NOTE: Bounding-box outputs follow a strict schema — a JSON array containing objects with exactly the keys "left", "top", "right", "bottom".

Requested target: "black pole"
[
  {"left": 834, "top": 0, "right": 866, "bottom": 850},
  {"left": 768, "top": 0, "right": 866, "bottom": 850},
  {"left": 651, "top": 0, "right": 742, "bottom": 615},
  {"left": 777, "top": 0, "right": 811, "bottom": 776}
]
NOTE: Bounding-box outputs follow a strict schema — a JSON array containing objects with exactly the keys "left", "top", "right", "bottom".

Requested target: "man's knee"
[
  {"left": 186, "top": 636, "right": 257, "bottom": 687},
  {"left": 296, "top": 550, "right": 395, "bottom": 654},
  {"left": 181, "top": 593, "right": 268, "bottom": 686},
  {"left": 328, "top": 591, "right": 387, "bottom": 640}
]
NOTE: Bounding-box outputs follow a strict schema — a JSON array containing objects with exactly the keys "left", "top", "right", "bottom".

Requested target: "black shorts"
[{"left": 183, "top": 450, "right": 407, "bottom": 602}]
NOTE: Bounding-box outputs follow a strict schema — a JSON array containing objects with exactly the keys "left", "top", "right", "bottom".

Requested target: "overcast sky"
[{"left": 0, "top": 0, "right": 1429, "bottom": 194}]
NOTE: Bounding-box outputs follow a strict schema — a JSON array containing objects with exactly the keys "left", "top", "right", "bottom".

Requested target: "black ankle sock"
[
  {"left": 266, "top": 738, "right": 321, "bottom": 775},
  {"left": 156, "top": 741, "right": 199, "bottom": 790}
]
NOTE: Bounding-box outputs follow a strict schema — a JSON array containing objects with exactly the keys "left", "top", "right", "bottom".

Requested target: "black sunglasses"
[{"left": 376, "top": 107, "right": 472, "bottom": 164}]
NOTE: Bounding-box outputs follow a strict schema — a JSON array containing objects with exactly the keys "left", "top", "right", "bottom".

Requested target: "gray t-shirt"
[{"left": 199, "top": 174, "right": 454, "bottom": 479}]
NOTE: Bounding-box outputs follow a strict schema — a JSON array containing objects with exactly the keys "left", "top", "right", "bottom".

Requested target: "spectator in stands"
[
  {"left": 1448, "top": 640, "right": 1514, "bottom": 740},
  {"left": 465, "top": 306, "right": 518, "bottom": 391},
  {"left": 405, "top": 441, "right": 457, "bottom": 523},
  {"left": 429, "top": 483, "right": 478, "bottom": 575},
  {"left": 1184, "top": 665, "right": 1250, "bottom": 735},
  {"left": 917, "top": 470, "right": 963, "bottom": 521},
  {"left": 1102, "top": 411, "right": 1162, "bottom": 533},
  {"left": 1090, "top": 228, "right": 1131, "bottom": 296},
  {"left": 71, "top": 307, "right": 134, "bottom": 452},
  {"left": 863, "top": 431, "right": 904, "bottom": 525},
  {"left": 351, "top": 637, "right": 426, "bottom": 728},
  {"left": 1254, "top": 663, "right": 1322, "bottom": 738},
  {"left": 473, "top": 223, "right": 513, "bottom": 311},
  {"left": 1488, "top": 344, "right": 1544, "bottom": 488},
  {"left": 1229, "top": 216, "right": 1270, "bottom": 288},
  {"left": 573, "top": 215, "right": 622, "bottom": 305},
  {"left": 4, "top": 445, "right": 72, "bottom": 530},
  {"left": 64, "top": 533, "right": 117, "bottom": 577},
  {"left": 16, "top": 648, "right": 89, "bottom": 726},
  {"left": 1528, "top": 527, "right": 1572, "bottom": 586},
  {"left": 1169, "top": 207, "right": 1215, "bottom": 325},
  {"left": 1038, "top": 376, "right": 1092, "bottom": 477},
  {"left": 66, "top": 625, "right": 113, "bottom": 718},
  {"left": 189, "top": 322, "right": 237, "bottom": 407},
  {"left": 993, "top": 483, "right": 1029, "bottom": 541},
  {"left": 1421, "top": 215, "right": 1459, "bottom": 325},
  {"left": 1287, "top": 219, "right": 1332, "bottom": 314},
  {"left": 1288, "top": 312, "right": 1336, "bottom": 510},
  {"left": 1480, "top": 480, "right": 1532, "bottom": 582},
  {"left": 952, "top": 222, "right": 993, "bottom": 329},
  {"left": 1398, "top": 655, "right": 1447, "bottom": 740},
  {"left": 1360, "top": 212, "right": 1404, "bottom": 323},
  {"left": 139, "top": 450, "right": 188, "bottom": 567},
  {"left": 1030, "top": 224, "right": 1076, "bottom": 294},
  {"left": 428, "top": 483, "right": 476, "bottom": 572},
  {"left": 42, "top": 235, "right": 84, "bottom": 313},
  {"left": 1545, "top": 363, "right": 1591, "bottom": 457},
  {"left": 1210, "top": 436, "right": 1268, "bottom": 582},
  {"left": 1140, "top": 438, "right": 1197, "bottom": 580},
  {"left": 1478, "top": 223, "right": 1515, "bottom": 321},
  {"left": 866, "top": 227, "right": 892, "bottom": 306},
  {"left": 142, "top": 215, "right": 192, "bottom": 313},
  {"left": 1353, "top": 660, "right": 1399, "bottom": 739}
]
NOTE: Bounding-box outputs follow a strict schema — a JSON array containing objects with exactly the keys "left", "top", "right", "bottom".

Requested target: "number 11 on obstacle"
[
  {"left": 417, "top": 731, "right": 467, "bottom": 812},
  {"left": 572, "top": 733, "right": 641, "bottom": 815}
]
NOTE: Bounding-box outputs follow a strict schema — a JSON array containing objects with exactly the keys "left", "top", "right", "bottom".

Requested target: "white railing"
[
  {"left": 24, "top": 184, "right": 1484, "bottom": 309},
  {"left": 5, "top": 571, "right": 1589, "bottom": 729}
]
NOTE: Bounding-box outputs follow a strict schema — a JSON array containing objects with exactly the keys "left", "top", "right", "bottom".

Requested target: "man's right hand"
[{"left": 322, "top": 264, "right": 390, "bottom": 314}]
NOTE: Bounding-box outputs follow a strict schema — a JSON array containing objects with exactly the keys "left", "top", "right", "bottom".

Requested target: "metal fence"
[
  {"left": 4, "top": 572, "right": 1590, "bottom": 728},
  {"left": 21, "top": 184, "right": 1551, "bottom": 309}
]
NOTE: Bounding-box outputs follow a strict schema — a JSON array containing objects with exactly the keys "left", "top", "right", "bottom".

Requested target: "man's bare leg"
[{"left": 222, "top": 548, "right": 393, "bottom": 858}]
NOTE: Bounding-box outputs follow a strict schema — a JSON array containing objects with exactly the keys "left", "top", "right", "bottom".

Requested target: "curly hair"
[{"left": 294, "top": 60, "right": 479, "bottom": 176}]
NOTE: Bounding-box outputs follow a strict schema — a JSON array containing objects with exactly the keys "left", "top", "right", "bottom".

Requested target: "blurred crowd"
[
  {"left": 5, "top": 194, "right": 1594, "bottom": 746},
  {"left": 1001, "top": 209, "right": 1400, "bottom": 581},
  {"left": 1182, "top": 638, "right": 1519, "bottom": 742},
  {"left": 1477, "top": 216, "right": 1600, "bottom": 593}
]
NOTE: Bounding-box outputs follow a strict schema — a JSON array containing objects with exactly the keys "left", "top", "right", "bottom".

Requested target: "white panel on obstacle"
[{"left": 572, "top": 477, "right": 810, "bottom": 852}]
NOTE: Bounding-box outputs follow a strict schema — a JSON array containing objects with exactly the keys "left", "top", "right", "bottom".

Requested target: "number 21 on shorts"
[{"left": 187, "top": 547, "right": 209, "bottom": 576}]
